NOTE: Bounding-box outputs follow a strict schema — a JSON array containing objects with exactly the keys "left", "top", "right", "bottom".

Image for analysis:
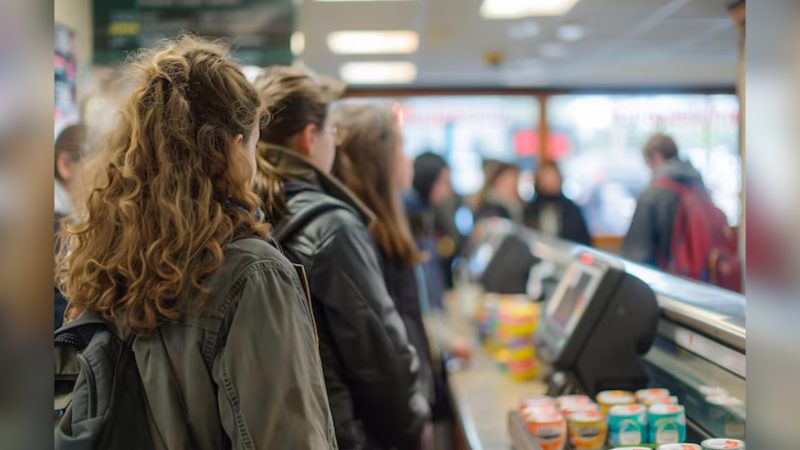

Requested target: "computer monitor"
[{"left": 537, "top": 253, "right": 618, "bottom": 366}]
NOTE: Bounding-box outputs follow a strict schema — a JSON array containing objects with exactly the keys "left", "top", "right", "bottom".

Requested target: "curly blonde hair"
[{"left": 56, "top": 35, "right": 267, "bottom": 335}]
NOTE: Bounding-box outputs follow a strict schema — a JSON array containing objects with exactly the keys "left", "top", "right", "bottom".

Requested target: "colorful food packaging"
[
  {"left": 556, "top": 394, "right": 592, "bottom": 408},
  {"left": 567, "top": 411, "right": 607, "bottom": 449},
  {"left": 700, "top": 438, "right": 745, "bottom": 449},
  {"left": 561, "top": 402, "right": 601, "bottom": 418},
  {"left": 636, "top": 388, "right": 671, "bottom": 403},
  {"left": 596, "top": 390, "right": 636, "bottom": 415},
  {"left": 658, "top": 444, "right": 702, "bottom": 450},
  {"left": 523, "top": 411, "right": 567, "bottom": 450},
  {"left": 648, "top": 404, "right": 687, "bottom": 444},
  {"left": 608, "top": 404, "right": 647, "bottom": 446},
  {"left": 644, "top": 395, "right": 680, "bottom": 407}
]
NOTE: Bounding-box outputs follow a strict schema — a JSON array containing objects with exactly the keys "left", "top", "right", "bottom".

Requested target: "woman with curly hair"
[{"left": 55, "top": 36, "right": 336, "bottom": 449}]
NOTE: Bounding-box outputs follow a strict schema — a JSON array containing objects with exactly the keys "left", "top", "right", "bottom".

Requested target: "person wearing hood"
[
  {"left": 405, "top": 152, "right": 457, "bottom": 306},
  {"left": 252, "top": 66, "right": 430, "bottom": 450},
  {"left": 623, "top": 133, "right": 706, "bottom": 267},
  {"left": 524, "top": 161, "right": 592, "bottom": 246}
]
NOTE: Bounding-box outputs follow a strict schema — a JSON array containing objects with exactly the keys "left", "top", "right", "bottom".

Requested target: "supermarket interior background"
[
  {"left": 55, "top": 0, "right": 745, "bottom": 255},
  {"left": 36, "top": 0, "right": 800, "bottom": 449}
]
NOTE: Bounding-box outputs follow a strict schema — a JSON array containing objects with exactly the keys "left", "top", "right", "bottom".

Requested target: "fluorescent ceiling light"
[
  {"left": 291, "top": 31, "right": 305, "bottom": 56},
  {"left": 339, "top": 61, "right": 417, "bottom": 84},
  {"left": 480, "top": 0, "right": 580, "bottom": 19},
  {"left": 558, "top": 23, "right": 585, "bottom": 41},
  {"left": 328, "top": 31, "right": 419, "bottom": 55},
  {"left": 316, "top": 0, "right": 415, "bottom": 2}
]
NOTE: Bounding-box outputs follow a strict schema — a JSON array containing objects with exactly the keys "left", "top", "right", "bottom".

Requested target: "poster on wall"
[{"left": 55, "top": 23, "right": 79, "bottom": 138}]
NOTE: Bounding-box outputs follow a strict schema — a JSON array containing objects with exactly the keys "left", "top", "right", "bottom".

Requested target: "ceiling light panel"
[
  {"left": 328, "top": 31, "right": 419, "bottom": 54},
  {"left": 481, "top": 0, "right": 580, "bottom": 19},
  {"left": 558, "top": 23, "right": 585, "bottom": 41},
  {"left": 316, "top": 0, "right": 415, "bottom": 2},
  {"left": 339, "top": 61, "right": 417, "bottom": 84}
]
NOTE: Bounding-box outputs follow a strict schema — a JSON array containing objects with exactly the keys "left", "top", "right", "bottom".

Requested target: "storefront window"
[
  {"left": 353, "top": 96, "right": 540, "bottom": 196},
  {"left": 547, "top": 94, "right": 740, "bottom": 237}
]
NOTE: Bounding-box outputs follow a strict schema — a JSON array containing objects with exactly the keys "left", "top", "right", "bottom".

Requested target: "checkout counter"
[{"left": 445, "top": 218, "right": 745, "bottom": 449}]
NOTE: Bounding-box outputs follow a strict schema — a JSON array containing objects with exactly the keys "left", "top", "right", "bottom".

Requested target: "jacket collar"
[{"left": 260, "top": 143, "right": 376, "bottom": 225}]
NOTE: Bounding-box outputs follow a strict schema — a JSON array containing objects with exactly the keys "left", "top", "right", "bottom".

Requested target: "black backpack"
[{"left": 54, "top": 312, "right": 155, "bottom": 450}]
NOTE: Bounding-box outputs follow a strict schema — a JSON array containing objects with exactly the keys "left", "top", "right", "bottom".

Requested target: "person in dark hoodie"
[
  {"left": 405, "top": 152, "right": 454, "bottom": 310},
  {"left": 252, "top": 67, "right": 430, "bottom": 450},
  {"left": 623, "top": 133, "right": 706, "bottom": 267},
  {"left": 524, "top": 161, "right": 592, "bottom": 246}
]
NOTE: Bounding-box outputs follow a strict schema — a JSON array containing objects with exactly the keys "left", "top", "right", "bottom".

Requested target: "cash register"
[{"left": 536, "top": 251, "right": 659, "bottom": 397}]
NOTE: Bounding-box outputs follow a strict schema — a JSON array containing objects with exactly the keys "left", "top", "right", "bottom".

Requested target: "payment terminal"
[{"left": 536, "top": 251, "right": 659, "bottom": 397}]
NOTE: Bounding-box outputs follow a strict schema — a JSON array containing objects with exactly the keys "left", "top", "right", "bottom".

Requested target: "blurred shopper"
[
  {"left": 331, "top": 103, "right": 446, "bottom": 450},
  {"left": 623, "top": 134, "right": 739, "bottom": 288},
  {"left": 253, "top": 67, "right": 430, "bottom": 450},
  {"left": 524, "top": 161, "right": 592, "bottom": 246},
  {"left": 473, "top": 161, "right": 523, "bottom": 222},
  {"left": 55, "top": 36, "right": 336, "bottom": 449},
  {"left": 54, "top": 123, "right": 87, "bottom": 329},
  {"left": 406, "top": 152, "right": 453, "bottom": 311},
  {"left": 54, "top": 123, "right": 87, "bottom": 221}
]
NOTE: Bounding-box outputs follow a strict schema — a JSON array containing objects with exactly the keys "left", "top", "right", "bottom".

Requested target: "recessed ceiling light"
[
  {"left": 316, "top": 0, "right": 415, "bottom": 2},
  {"left": 558, "top": 23, "right": 585, "bottom": 41},
  {"left": 481, "top": 0, "right": 580, "bottom": 19},
  {"left": 507, "top": 21, "right": 540, "bottom": 40},
  {"left": 339, "top": 61, "right": 417, "bottom": 84},
  {"left": 540, "top": 42, "right": 568, "bottom": 59},
  {"left": 291, "top": 31, "right": 305, "bottom": 56},
  {"left": 327, "top": 31, "right": 419, "bottom": 55}
]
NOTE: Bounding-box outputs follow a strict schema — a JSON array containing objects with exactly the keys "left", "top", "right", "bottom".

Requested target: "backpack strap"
[
  {"left": 652, "top": 176, "right": 692, "bottom": 196},
  {"left": 55, "top": 311, "right": 113, "bottom": 348}
]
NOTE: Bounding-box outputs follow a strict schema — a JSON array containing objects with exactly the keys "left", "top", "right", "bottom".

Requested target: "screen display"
[{"left": 545, "top": 261, "right": 604, "bottom": 338}]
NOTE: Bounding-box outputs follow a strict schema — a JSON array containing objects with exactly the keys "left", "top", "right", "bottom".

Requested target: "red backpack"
[{"left": 653, "top": 177, "right": 742, "bottom": 292}]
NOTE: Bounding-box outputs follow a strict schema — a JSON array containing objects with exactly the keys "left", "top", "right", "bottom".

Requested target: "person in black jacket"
[
  {"left": 253, "top": 67, "right": 430, "bottom": 450},
  {"left": 331, "top": 103, "right": 448, "bottom": 450},
  {"left": 524, "top": 161, "right": 592, "bottom": 246}
]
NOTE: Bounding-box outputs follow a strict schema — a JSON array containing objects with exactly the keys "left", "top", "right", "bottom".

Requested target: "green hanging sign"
[{"left": 92, "top": 0, "right": 295, "bottom": 66}]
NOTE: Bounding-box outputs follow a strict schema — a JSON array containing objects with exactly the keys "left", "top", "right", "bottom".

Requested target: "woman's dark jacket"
[
  {"left": 262, "top": 145, "right": 430, "bottom": 450},
  {"left": 524, "top": 193, "right": 592, "bottom": 246}
]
